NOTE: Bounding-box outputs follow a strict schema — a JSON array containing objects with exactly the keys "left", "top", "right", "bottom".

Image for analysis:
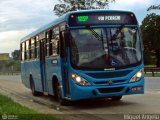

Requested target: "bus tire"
[
  {"left": 55, "top": 83, "right": 69, "bottom": 106},
  {"left": 111, "top": 96, "right": 122, "bottom": 101},
  {"left": 30, "top": 76, "right": 41, "bottom": 96}
]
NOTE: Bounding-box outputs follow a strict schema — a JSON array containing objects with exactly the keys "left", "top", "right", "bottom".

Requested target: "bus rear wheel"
[{"left": 30, "top": 77, "right": 41, "bottom": 96}]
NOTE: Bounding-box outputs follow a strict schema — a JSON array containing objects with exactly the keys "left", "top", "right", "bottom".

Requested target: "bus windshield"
[{"left": 70, "top": 27, "right": 142, "bottom": 70}]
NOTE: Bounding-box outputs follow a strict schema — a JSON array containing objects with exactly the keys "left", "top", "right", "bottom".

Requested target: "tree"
[
  {"left": 12, "top": 50, "right": 20, "bottom": 60},
  {"left": 148, "top": 4, "right": 160, "bottom": 11},
  {"left": 54, "top": 0, "right": 115, "bottom": 16},
  {"left": 141, "top": 13, "right": 160, "bottom": 67}
]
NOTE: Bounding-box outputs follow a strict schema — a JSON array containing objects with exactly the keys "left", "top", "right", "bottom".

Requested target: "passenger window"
[
  {"left": 35, "top": 36, "right": 39, "bottom": 58},
  {"left": 31, "top": 38, "right": 35, "bottom": 59},
  {"left": 21, "top": 42, "right": 25, "bottom": 61},
  {"left": 46, "top": 31, "right": 51, "bottom": 57},
  {"left": 26, "top": 40, "right": 30, "bottom": 60},
  {"left": 51, "top": 27, "right": 59, "bottom": 56}
]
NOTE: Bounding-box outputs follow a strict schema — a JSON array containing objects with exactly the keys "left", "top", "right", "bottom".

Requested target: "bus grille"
[
  {"left": 86, "top": 70, "right": 132, "bottom": 79},
  {"left": 98, "top": 87, "right": 124, "bottom": 93},
  {"left": 94, "top": 80, "right": 126, "bottom": 85}
]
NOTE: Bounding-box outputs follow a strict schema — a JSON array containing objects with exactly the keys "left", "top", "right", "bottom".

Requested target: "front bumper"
[{"left": 69, "top": 77, "right": 144, "bottom": 101}]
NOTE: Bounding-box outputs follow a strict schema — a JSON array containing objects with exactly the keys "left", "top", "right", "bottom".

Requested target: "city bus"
[{"left": 20, "top": 10, "right": 144, "bottom": 105}]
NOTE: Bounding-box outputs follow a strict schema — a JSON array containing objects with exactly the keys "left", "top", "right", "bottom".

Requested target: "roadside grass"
[
  {"left": 0, "top": 94, "right": 58, "bottom": 120},
  {"left": 144, "top": 73, "right": 160, "bottom": 77},
  {"left": 144, "top": 65, "right": 156, "bottom": 67},
  {"left": 144, "top": 65, "right": 160, "bottom": 77}
]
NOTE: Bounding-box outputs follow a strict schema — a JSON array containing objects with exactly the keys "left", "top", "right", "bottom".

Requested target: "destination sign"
[
  {"left": 69, "top": 12, "right": 137, "bottom": 26},
  {"left": 98, "top": 16, "right": 121, "bottom": 21}
]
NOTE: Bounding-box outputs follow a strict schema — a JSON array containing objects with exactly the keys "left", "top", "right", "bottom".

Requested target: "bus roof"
[{"left": 20, "top": 10, "right": 135, "bottom": 42}]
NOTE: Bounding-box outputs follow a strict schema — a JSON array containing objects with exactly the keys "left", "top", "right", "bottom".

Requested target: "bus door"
[
  {"left": 60, "top": 31, "right": 70, "bottom": 97},
  {"left": 40, "top": 39, "right": 47, "bottom": 93}
]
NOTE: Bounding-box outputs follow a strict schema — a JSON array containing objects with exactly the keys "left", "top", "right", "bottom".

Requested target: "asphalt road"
[
  {"left": 0, "top": 75, "right": 21, "bottom": 81},
  {"left": 0, "top": 75, "right": 160, "bottom": 120},
  {"left": 0, "top": 75, "right": 159, "bottom": 90}
]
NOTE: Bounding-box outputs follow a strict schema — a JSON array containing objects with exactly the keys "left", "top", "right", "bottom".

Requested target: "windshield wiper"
[
  {"left": 89, "top": 29, "right": 102, "bottom": 41},
  {"left": 87, "top": 27, "right": 104, "bottom": 49},
  {"left": 86, "top": 26, "right": 103, "bottom": 41}
]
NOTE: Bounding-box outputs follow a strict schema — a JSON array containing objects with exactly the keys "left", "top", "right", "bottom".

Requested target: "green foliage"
[
  {"left": 0, "top": 49, "right": 21, "bottom": 73},
  {"left": 0, "top": 94, "right": 57, "bottom": 120},
  {"left": 54, "top": 0, "right": 115, "bottom": 16},
  {"left": 0, "top": 60, "right": 20, "bottom": 72},
  {"left": 145, "top": 65, "right": 156, "bottom": 67},
  {"left": 143, "top": 50, "right": 155, "bottom": 65},
  {"left": 141, "top": 13, "right": 160, "bottom": 67},
  {"left": 141, "top": 13, "right": 160, "bottom": 50},
  {"left": 144, "top": 73, "right": 160, "bottom": 77},
  {"left": 0, "top": 94, "right": 37, "bottom": 114},
  {"left": 12, "top": 50, "right": 20, "bottom": 60},
  {"left": 147, "top": 4, "right": 160, "bottom": 11}
]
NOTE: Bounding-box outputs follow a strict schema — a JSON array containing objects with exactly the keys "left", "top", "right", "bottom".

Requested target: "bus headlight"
[
  {"left": 71, "top": 73, "right": 91, "bottom": 86},
  {"left": 129, "top": 69, "right": 143, "bottom": 83}
]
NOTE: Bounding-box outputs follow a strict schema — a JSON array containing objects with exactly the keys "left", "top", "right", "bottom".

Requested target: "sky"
[{"left": 0, "top": 0, "right": 159, "bottom": 54}]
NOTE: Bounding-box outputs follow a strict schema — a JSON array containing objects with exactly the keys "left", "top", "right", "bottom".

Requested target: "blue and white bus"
[{"left": 20, "top": 10, "right": 144, "bottom": 105}]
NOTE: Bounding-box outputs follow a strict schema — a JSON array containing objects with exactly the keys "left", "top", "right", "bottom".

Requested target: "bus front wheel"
[{"left": 55, "top": 83, "right": 69, "bottom": 106}]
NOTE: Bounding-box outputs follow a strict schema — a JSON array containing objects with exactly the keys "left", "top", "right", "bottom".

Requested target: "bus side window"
[
  {"left": 26, "top": 40, "right": 30, "bottom": 60},
  {"left": 46, "top": 30, "right": 52, "bottom": 57},
  {"left": 24, "top": 42, "right": 27, "bottom": 60},
  {"left": 21, "top": 42, "right": 25, "bottom": 61},
  {"left": 49, "top": 30, "right": 52, "bottom": 56},
  {"left": 51, "top": 27, "right": 59, "bottom": 56},
  {"left": 31, "top": 38, "right": 35, "bottom": 59},
  {"left": 29, "top": 40, "right": 31, "bottom": 59},
  {"left": 35, "top": 36, "right": 39, "bottom": 58}
]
